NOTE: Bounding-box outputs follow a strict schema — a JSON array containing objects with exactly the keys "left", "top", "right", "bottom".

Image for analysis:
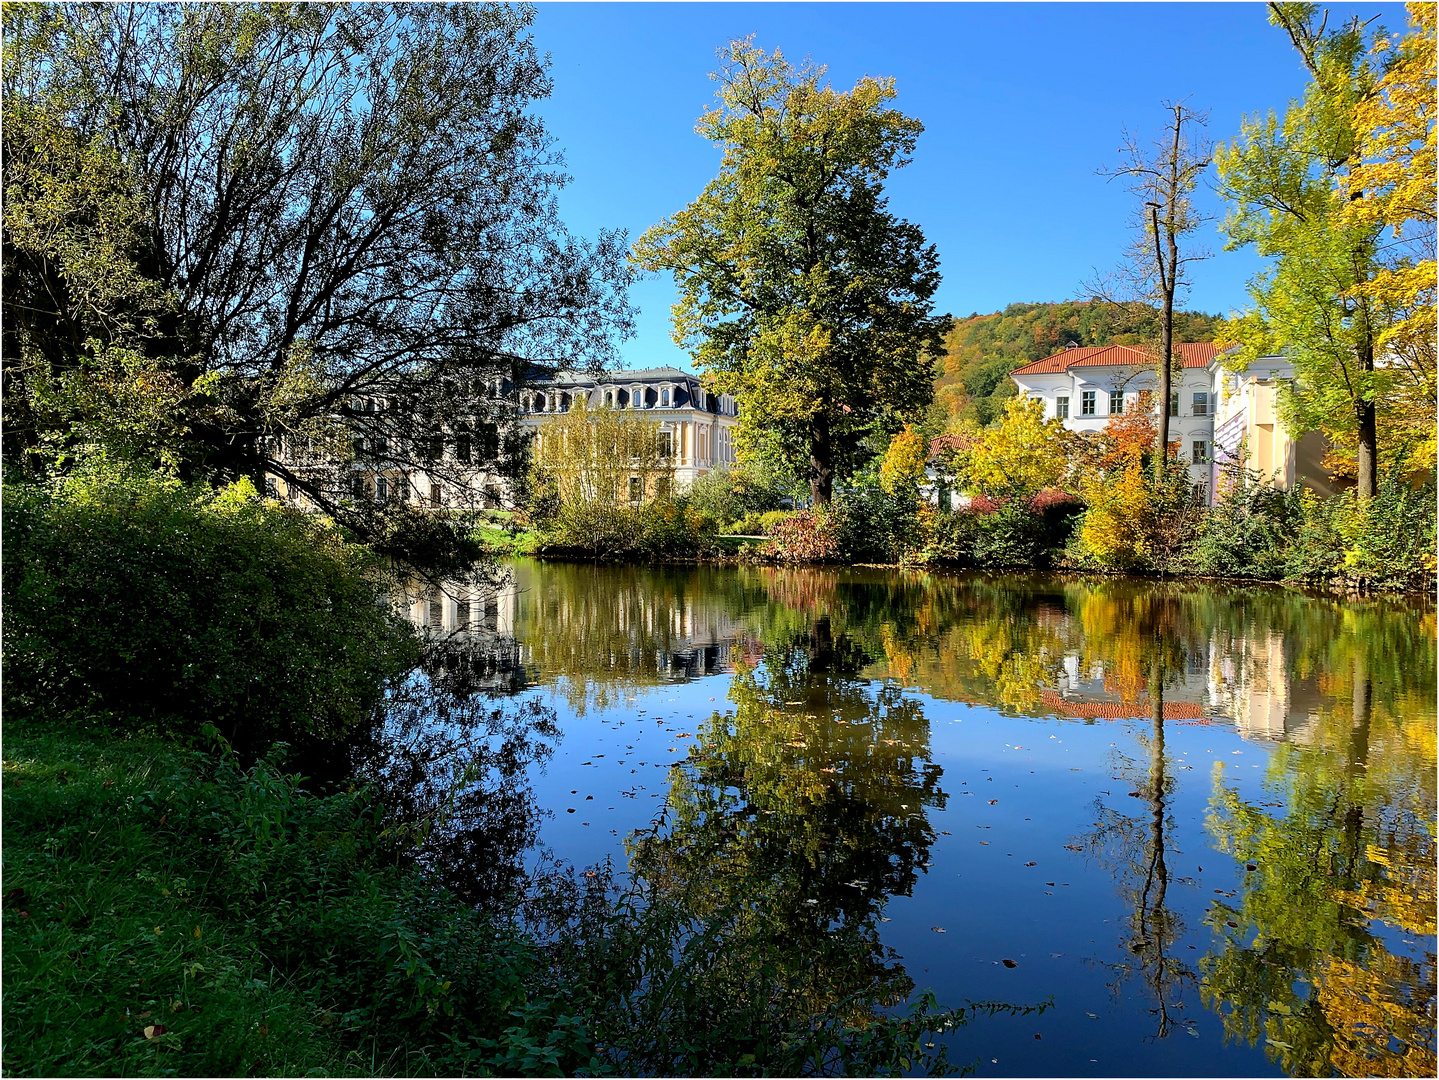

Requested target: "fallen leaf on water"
[
  {"left": 566, "top": 808, "right": 576, "bottom": 813},
  {"left": 931, "top": 926, "right": 946, "bottom": 933},
  {"left": 1033, "top": 1034, "right": 1041, "bottom": 1040},
  {"left": 1245, "top": 863, "right": 1257, "bottom": 871},
  {"left": 1064, "top": 844, "right": 1082, "bottom": 851},
  {"left": 1226, "top": 921, "right": 1238, "bottom": 928},
  {"left": 979, "top": 841, "right": 989, "bottom": 845},
  {"left": 988, "top": 799, "right": 998, "bottom": 805},
  {"left": 1001, "top": 958, "right": 1018, "bottom": 968},
  {"left": 1025, "top": 861, "right": 1036, "bottom": 867}
]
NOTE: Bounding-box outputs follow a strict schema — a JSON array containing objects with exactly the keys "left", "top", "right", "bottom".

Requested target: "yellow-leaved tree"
[
  {"left": 1341, "top": 1, "right": 1437, "bottom": 468},
  {"left": 878, "top": 424, "right": 928, "bottom": 496},
  {"left": 960, "top": 396, "right": 1074, "bottom": 498}
]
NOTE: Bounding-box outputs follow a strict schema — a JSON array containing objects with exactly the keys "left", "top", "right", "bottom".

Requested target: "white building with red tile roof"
[{"left": 1010, "top": 341, "right": 1226, "bottom": 490}]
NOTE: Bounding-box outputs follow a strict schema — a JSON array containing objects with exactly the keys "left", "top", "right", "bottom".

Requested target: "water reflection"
[
  {"left": 628, "top": 618, "right": 947, "bottom": 1047},
  {"left": 392, "top": 562, "right": 1435, "bottom": 1076}
]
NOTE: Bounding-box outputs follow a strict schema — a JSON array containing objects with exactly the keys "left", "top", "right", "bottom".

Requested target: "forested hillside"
[{"left": 933, "top": 300, "right": 1221, "bottom": 428}]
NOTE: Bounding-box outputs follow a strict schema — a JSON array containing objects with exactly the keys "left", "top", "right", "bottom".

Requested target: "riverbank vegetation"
[{"left": 4, "top": 463, "right": 1020, "bottom": 1077}]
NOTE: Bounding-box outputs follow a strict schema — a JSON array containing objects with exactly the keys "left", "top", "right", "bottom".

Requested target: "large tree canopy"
[
  {"left": 3, "top": 2, "right": 634, "bottom": 527},
  {"left": 633, "top": 40, "right": 943, "bottom": 505}
]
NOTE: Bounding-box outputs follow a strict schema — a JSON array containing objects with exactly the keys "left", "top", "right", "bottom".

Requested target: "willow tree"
[{"left": 633, "top": 40, "right": 943, "bottom": 506}]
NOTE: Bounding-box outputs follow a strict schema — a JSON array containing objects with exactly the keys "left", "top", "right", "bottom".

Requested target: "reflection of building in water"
[
  {"left": 1045, "top": 631, "right": 1324, "bottom": 746},
  {"left": 1205, "top": 629, "right": 1324, "bottom": 747},
  {"left": 403, "top": 574, "right": 748, "bottom": 690},
  {"left": 402, "top": 578, "right": 527, "bottom": 694}
]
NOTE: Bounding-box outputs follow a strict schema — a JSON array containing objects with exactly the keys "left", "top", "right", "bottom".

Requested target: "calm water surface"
[{"left": 394, "top": 563, "right": 1436, "bottom": 1078}]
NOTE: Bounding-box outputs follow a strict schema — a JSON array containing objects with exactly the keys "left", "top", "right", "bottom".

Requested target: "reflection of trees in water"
[
  {"left": 1076, "top": 602, "right": 1200, "bottom": 1040},
  {"left": 1202, "top": 651, "right": 1437, "bottom": 1078},
  {"left": 356, "top": 633, "right": 562, "bottom": 907},
  {"left": 509, "top": 562, "right": 767, "bottom": 715},
  {"left": 629, "top": 618, "right": 946, "bottom": 1025}
]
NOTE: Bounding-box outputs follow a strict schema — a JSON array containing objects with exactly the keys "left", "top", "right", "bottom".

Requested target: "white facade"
[
  {"left": 518, "top": 366, "right": 740, "bottom": 491},
  {"left": 1010, "top": 343, "right": 1225, "bottom": 491}
]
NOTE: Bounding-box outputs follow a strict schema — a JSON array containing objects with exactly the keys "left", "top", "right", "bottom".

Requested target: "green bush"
[
  {"left": 2, "top": 464, "right": 418, "bottom": 756},
  {"left": 680, "top": 465, "right": 787, "bottom": 526},
  {"left": 1180, "top": 468, "right": 1302, "bottom": 581},
  {"left": 1285, "top": 474, "right": 1437, "bottom": 591},
  {"left": 833, "top": 487, "right": 919, "bottom": 563},
  {"left": 533, "top": 498, "right": 718, "bottom": 561}
]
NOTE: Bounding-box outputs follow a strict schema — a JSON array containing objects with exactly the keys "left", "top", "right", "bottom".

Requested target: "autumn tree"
[
  {"left": 955, "top": 395, "right": 1075, "bottom": 499},
  {"left": 2, "top": 3, "right": 633, "bottom": 534},
  {"left": 633, "top": 40, "right": 944, "bottom": 506},
  {"left": 1341, "top": 1, "right": 1437, "bottom": 468},
  {"left": 1215, "top": 2, "right": 1432, "bottom": 498},
  {"left": 1095, "top": 103, "right": 1212, "bottom": 476}
]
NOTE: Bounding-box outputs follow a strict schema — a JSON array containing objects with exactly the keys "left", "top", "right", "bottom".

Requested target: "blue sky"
[{"left": 530, "top": 2, "right": 1407, "bottom": 370}]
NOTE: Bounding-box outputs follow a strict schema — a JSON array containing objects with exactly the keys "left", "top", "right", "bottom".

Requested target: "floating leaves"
[{"left": 1001, "top": 958, "right": 1018, "bottom": 968}]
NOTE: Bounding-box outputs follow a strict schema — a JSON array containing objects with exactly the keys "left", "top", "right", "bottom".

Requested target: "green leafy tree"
[
  {"left": 634, "top": 40, "right": 944, "bottom": 506},
  {"left": 2, "top": 3, "right": 633, "bottom": 533},
  {"left": 1215, "top": 2, "right": 1418, "bottom": 498}
]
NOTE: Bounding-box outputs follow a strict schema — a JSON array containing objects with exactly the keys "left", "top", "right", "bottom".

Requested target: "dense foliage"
[
  {"left": 634, "top": 40, "right": 944, "bottom": 505},
  {"left": 3, "top": 464, "right": 418, "bottom": 758}
]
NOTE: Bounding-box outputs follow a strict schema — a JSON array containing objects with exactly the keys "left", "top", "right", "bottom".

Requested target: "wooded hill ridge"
[{"left": 933, "top": 300, "right": 1221, "bottom": 428}]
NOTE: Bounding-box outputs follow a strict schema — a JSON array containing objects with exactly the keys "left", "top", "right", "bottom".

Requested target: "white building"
[
  {"left": 1009, "top": 343, "right": 1342, "bottom": 504},
  {"left": 1009, "top": 342, "right": 1223, "bottom": 489},
  {"left": 518, "top": 366, "right": 740, "bottom": 491}
]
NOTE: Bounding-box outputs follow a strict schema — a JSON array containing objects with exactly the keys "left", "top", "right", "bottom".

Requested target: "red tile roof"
[
  {"left": 1040, "top": 689, "right": 1208, "bottom": 721},
  {"left": 1012, "top": 342, "right": 1219, "bottom": 377}
]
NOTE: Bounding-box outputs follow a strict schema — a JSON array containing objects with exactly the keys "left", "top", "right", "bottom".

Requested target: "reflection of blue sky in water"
[{"left": 395, "top": 563, "right": 1434, "bottom": 1078}]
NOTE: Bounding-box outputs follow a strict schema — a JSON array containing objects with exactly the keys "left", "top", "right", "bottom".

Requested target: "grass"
[{"left": 0, "top": 716, "right": 583, "bottom": 1078}]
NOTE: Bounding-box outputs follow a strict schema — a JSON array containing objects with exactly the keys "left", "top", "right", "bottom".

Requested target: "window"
[
  {"left": 351, "top": 475, "right": 367, "bottom": 499},
  {"left": 655, "top": 476, "right": 671, "bottom": 500},
  {"left": 1169, "top": 392, "right": 1180, "bottom": 417},
  {"left": 605, "top": 391, "right": 614, "bottom": 407},
  {"left": 373, "top": 436, "right": 387, "bottom": 458},
  {"left": 628, "top": 476, "right": 643, "bottom": 503},
  {"left": 658, "top": 430, "right": 673, "bottom": 457},
  {"left": 1109, "top": 390, "right": 1124, "bottom": 415},
  {"left": 479, "top": 423, "right": 499, "bottom": 459},
  {"left": 1081, "top": 391, "right": 1096, "bottom": 416},
  {"left": 424, "top": 435, "right": 443, "bottom": 461},
  {"left": 430, "top": 481, "right": 441, "bottom": 508},
  {"left": 455, "top": 429, "right": 471, "bottom": 463},
  {"left": 1192, "top": 440, "right": 1209, "bottom": 462},
  {"left": 1056, "top": 396, "right": 1070, "bottom": 419},
  {"left": 1193, "top": 392, "right": 1209, "bottom": 416},
  {"left": 661, "top": 388, "right": 670, "bottom": 407},
  {"left": 375, "top": 476, "right": 389, "bottom": 502}
]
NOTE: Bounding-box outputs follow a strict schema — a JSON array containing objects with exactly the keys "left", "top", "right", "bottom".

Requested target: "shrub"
[
  {"left": 2, "top": 464, "right": 418, "bottom": 756},
  {"left": 832, "top": 487, "right": 919, "bottom": 563},
  {"left": 759, "top": 507, "right": 844, "bottom": 563},
  {"left": 1180, "top": 467, "right": 1303, "bottom": 580},
  {"left": 679, "top": 464, "right": 787, "bottom": 525},
  {"left": 1286, "top": 473, "right": 1437, "bottom": 591},
  {"left": 533, "top": 497, "right": 717, "bottom": 560}
]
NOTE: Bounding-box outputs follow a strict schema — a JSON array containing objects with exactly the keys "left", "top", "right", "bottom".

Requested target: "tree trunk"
[
  {"left": 1150, "top": 204, "right": 1174, "bottom": 476},
  {"left": 810, "top": 413, "right": 834, "bottom": 506}
]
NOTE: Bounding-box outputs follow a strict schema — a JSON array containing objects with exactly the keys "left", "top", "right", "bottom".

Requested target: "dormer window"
[
  {"left": 605, "top": 390, "right": 614, "bottom": 407},
  {"left": 661, "top": 387, "right": 670, "bottom": 407}
]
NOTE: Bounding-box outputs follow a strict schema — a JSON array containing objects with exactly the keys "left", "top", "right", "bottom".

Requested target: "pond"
[{"left": 391, "top": 562, "right": 1435, "bottom": 1078}]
